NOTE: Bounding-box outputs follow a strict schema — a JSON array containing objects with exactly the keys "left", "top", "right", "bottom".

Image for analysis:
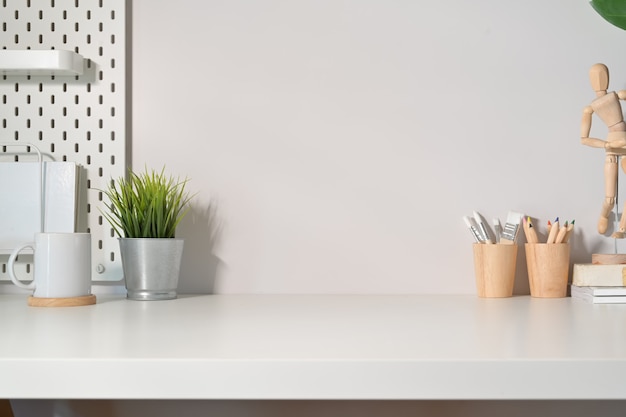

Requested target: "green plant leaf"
[
  {"left": 98, "top": 166, "right": 195, "bottom": 239},
  {"left": 591, "top": 0, "right": 626, "bottom": 30}
]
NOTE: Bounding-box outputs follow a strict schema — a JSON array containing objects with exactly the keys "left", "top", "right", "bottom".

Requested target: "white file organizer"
[
  {"left": 0, "top": 144, "right": 81, "bottom": 254},
  {"left": 0, "top": 144, "right": 43, "bottom": 254}
]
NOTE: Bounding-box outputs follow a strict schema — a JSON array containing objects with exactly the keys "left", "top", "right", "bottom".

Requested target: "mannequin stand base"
[
  {"left": 27, "top": 294, "right": 97, "bottom": 307},
  {"left": 592, "top": 253, "right": 626, "bottom": 265}
]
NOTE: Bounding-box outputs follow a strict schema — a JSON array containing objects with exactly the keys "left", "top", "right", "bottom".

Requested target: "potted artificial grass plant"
[{"left": 102, "top": 167, "right": 194, "bottom": 300}]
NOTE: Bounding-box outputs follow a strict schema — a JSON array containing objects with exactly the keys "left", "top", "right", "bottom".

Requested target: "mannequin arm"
[
  {"left": 582, "top": 137, "right": 608, "bottom": 148},
  {"left": 580, "top": 106, "right": 606, "bottom": 147},
  {"left": 581, "top": 106, "right": 593, "bottom": 138}
]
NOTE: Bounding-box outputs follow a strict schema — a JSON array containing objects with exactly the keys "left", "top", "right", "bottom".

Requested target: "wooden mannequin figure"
[{"left": 581, "top": 63, "right": 626, "bottom": 238}]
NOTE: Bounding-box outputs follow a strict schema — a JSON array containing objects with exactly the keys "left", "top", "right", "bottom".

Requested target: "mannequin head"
[{"left": 590, "top": 63, "right": 609, "bottom": 93}]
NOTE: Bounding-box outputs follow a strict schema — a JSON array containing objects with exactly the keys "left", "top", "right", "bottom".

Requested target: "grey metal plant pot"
[{"left": 119, "top": 238, "right": 184, "bottom": 301}]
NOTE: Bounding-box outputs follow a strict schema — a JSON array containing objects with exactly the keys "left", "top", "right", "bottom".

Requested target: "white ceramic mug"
[{"left": 8, "top": 232, "right": 92, "bottom": 298}]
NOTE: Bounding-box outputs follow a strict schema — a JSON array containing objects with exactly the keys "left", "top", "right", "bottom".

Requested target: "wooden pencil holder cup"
[
  {"left": 472, "top": 243, "right": 517, "bottom": 298},
  {"left": 525, "top": 243, "right": 570, "bottom": 298}
]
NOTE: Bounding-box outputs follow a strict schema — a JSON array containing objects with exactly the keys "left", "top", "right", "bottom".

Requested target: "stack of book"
[{"left": 571, "top": 264, "right": 626, "bottom": 304}]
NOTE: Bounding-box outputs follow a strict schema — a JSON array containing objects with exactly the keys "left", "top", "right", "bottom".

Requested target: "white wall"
[{"left": 133, "top": 0, "right": 626, "bottom": 295}]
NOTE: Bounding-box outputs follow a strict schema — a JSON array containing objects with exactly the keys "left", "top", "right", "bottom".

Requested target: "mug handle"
[{"left": 8, "top": 243, "right": 35, "bottom": 290}]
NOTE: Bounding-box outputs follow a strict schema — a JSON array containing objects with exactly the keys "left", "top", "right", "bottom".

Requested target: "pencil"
[
  {"left": 526, "top": 217, "right": 540, "bottom": 243},
  {"left": 563, "top": 220, "right": 575, "bottom": 243},
  {"left": 522, "top": 216, "right": 530, "bottom": 241},
  {"left": 554, "top": 220, "right": 568, "bottom": 243},
  {"left": 546, "top": 217, "right": 559, "bottom": 244}
]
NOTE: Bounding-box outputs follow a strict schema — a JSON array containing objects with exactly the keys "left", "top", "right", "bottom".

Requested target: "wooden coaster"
[
  {"left": 592, "top": 253, "right": 626, "bottom": 265},
  {"left": 27, "top": 294, "right": 97, "bottom": 307}
]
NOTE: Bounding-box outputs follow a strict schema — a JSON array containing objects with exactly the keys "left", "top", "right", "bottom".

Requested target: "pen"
[
  {"left": 473, "top": 211, "right": 493, "bottom": 244},
  {"left": 464, "top": 216, "right": 484, "bottom": 243}
]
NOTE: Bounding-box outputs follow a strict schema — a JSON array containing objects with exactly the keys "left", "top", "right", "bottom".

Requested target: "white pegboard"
[{"left": 0, "top": 0, "right": 128, "bottom": 282}]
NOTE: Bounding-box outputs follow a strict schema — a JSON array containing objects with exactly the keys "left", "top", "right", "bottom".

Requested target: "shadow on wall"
[
  {"left": 176, "top": 201, "right": 223, "bottom": 294},
  {"left": 513, "top": 244, "right": 530, "bottom": 296}
]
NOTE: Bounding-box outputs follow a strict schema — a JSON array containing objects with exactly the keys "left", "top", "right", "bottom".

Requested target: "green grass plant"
[{"left": 101, "top": 167, "right": 194, "bottom": 238}]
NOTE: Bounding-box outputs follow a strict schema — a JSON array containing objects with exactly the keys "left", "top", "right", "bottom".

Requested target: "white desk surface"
[{"left": 1, "top": 294, "right": 625, "bottom": 400}]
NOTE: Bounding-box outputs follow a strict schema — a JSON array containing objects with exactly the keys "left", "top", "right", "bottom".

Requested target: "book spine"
[
  {"left": 571, "top": 285, "right": 626, "bottom": 296},
  {"left": 572, "top": 264, "right": 626, "bottom": 287}
]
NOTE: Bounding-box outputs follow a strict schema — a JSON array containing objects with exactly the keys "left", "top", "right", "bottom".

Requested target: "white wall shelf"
[
  {"left": 1, "top": 294, "right": 625, "bottom": 400},
  {"left": 0, "top": 50, "right": 84, "bottom": 76}
]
